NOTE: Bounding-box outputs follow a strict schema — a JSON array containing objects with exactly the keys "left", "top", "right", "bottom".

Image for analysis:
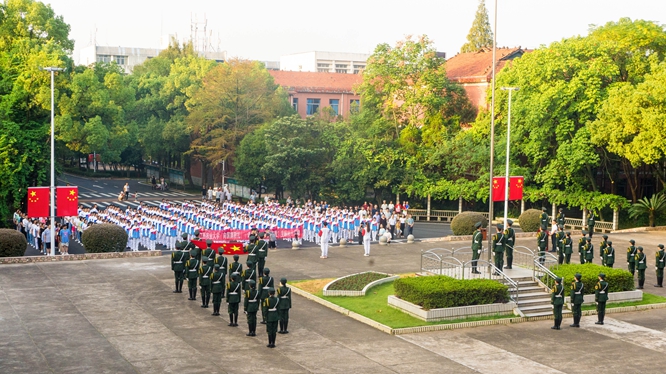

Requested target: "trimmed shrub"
[
  {"left": 451, "top": 212, "right": 488, "bottom": 235},
  {"left": 0, "top": 229, "right": 27, "bottom": 257},
  {"left": 327, "top": 272, "right": 390, "bottom": 291},
  {"left": 394, "top": 275, "right": 509, "bottom": 310},
  {"left": 550, "top": 263, "right": 634, "bottom": 295},
  {"left": 81, "top": 223, "right": 127, "bottom": 253},
  {"left": 518, "top": 208, "right": 541, "bottom": 233}
]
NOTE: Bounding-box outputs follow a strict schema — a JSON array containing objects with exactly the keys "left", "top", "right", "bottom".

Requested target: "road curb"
[{"left": 0, "top": 250, "right": 162, "bottom": 265}]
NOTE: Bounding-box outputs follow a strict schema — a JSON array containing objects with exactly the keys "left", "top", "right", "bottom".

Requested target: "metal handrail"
[
  {"left": 489, "top": 263, "right": 519, "bottom": 303},
  {"left": 534, "top": 259, "right": 559, "bottom": 291}
]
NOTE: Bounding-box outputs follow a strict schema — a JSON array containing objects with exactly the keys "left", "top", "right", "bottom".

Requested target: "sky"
[{"left": 44, "top": 0, "right": 666, "bottom": 64}]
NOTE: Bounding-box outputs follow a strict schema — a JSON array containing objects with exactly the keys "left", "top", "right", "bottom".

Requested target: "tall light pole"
[
  {"left": 487, "top": 0, "right": 498, "bottom": 262},
  {"left": 41, "top": 66, "right": 64, "bottom": 256},
  {"left": 500, "top": 87, "right": 519, "bottom": 229}
]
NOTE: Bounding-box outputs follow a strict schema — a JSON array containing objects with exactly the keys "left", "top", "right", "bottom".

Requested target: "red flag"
[
  {"left": 27, "top": 187, "right": 50, "bottom": 218},
  {"left": 57, "top": 186, "right": 79, "bottom": 217},
  {"left": 492, "top": 177, "right": 506, "bottom": 202},
  {"left": 192, "top": 240, "right": 246, "bottom": 255},
  {"left": 509, "top": 176, "right": 524, "bottom": 200}
]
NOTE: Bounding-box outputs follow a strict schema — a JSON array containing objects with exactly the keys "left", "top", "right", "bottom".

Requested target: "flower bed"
[{"left": 323, "top": 272, "right": 398, "bottom": 296}]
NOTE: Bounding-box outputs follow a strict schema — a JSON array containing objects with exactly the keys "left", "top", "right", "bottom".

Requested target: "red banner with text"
[
  {"left": 191, "top": 240, "right": 245, "bottom": 255},
  {"left": 199, "top": 227, "right": 303, "bottom": 241}
]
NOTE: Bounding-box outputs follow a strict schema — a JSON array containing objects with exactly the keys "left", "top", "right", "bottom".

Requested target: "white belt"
[
  {"left": 640, "top": 261, "right": 644, "bottom": 263},
  {"left": 248, "top": 300, "right": 257, "bottom": 303},
  {"left": 600, "top": 291, "right": 605, "bottom": 294},
  {"left": 660, "top": 260, "right": 664, "bottom": 262},
  {"left": 174, "top": 261, "right": 182, "bottom": 264},
  {"left": 203, "top": 276, "right": 209, "bottom": 278},
  {"left": 555, "top": 295, "right": 562, "bottom": 298},
  {"left": 280, "top": 296, "right": 288, "bottom": 299},
  {"left": 575, "top": 292, "right": 581, "bottom": 294},
  {"left": 213, "top": 281, "right": 221, "bottom": 284},
  {"left": 268, "top": 308, "right": 277, "bottom": 312},
  {"left": 229, "top": 292, "right": 238, "bottom": 295},
  {"left": 248, "top": 253, "right": 256, "bottom": 256},
  {"left": 263, "top": 287, "right": 270, "bottom": 289},
  {"left": 189, "top": 269, "right": 197, "bottom": 272},
  {"left": 608, "top": 254, "right": 613, "bottom": 257}
]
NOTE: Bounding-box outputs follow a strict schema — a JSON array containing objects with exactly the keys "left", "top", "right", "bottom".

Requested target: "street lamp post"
[
  {"left": 41, "top": 66, "right": 64, "bottom": 256},
  {"left": 500, "top": 87, "right": 519, "bottom": 229}
]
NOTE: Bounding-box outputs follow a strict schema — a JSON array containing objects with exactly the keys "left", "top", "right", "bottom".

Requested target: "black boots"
[
  {"left": 654, "top": 277, "right": 663, "bottom": 287},
  {"left": 211, "top": 304, "right": 220, "bottom": 316},
  {"left": 178, "top": 280, "right": 184, "bottom": 293},
  {"left": 200, "top": 292, "right": 210, "bottom": 308},
  {"left": 188, "top": 288, "right": 197, "bottom": 301},
  {"left": 278, "top": 321, "right": 290, "bottom": 334},
  {"left": 173, "top": 280, "right": 179, "bottom": 293},
  {"left": 570, "top": 316, "right": 580, "bottom": 328},
  {"left": 267, "top": 333, "right": 276, "bottom": 348},
  {"left": 551, "top": 319, "right": 561, "bottom": 330},
  {"left": 638, "top": 280, "right": 645, "bottom": 289},
  {"left": 246, "top": 322, "right": 256, "bottom": 336},
  {"left": 229, "top": 315, "right": 234, "bottom": 326}
]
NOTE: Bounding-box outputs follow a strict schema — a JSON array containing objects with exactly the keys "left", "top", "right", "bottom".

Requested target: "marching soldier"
[
  {"left": 210, "top": 264, "right": 225, "bottom": 316},
  {"left": 655, "top": 244, "right": 665, "bottom": 288},
  {"left": 627, "top": 239, "right": 638, "bottom": 277},
  {"left": 556, "top": 226, "right": 565, "bottom": 265},
  {"left": 595, "top": 273, "right": 609, "bottom": 325},
  {"left": 584, "top": 237, "right": 594, "bottom": 264},
  {"left": 214, "top": 247, "right": 228, "bottom": 280},
  {"left": 186, "top": 255, "right": 200, "bottom": 301},
  {"left": 471, "top": 222, "right": 483, "bottom": 274},
  {"left": 242, "top": 260, "right": 258, "bottom": 291},
  {"left": 226, "top": 272, "right": 242, "bottom": 326},
  {"left": 540, "top": 207, "right": 549, "bottom": 231},
  {"left": 263, "top": 288, "right": 280, "bottom": 348},
  {"left": 199, "top": 257, "right": 213, "bottom": 308},
  {"left": 550, "top": 277, "right": 564, "bottom": 330},
  {"left": 258, "top": 268, "right": 275, "bottom": 324},
  {"left": 604, "top": 241, "right": 615, "bottom": 268},
  {"left": 556, "top": 208, "right": 565, "bottom": 227},
  {"left": 244, "top": 234, "right": 258, "bottom": 267},
  {"left": 587, "top": 211, "right": 596, "bottom": 238},
  {"left": 229, "top": 254, "right": 243, "bottom": 282},
  {"left": 600, "top": 235, "right": 609, "bottom": 266},
  {"left": 277, "top": 277, "right": 292, "bottom": 334},
  {"left": 578, "top": 230, "right": 588, "bottom": 264},
  {"left": 256, "top": 232, "right": 269, "bottom": 276},
  {"left": 570, "top": 273, "right": 584, "bottom": 328},
  {"left": 184, "top": 232, "right": 201, "bottom": 263},
  {"left": 171, "top": 241, "right": 188, "bottom": 293},
  {"left": 636, "top": 246, "right": 647, "bottom": 289},
  {"left": 537, "top": 227, "right": 547, "bottom": 264},
  {"left": 504, "top": 220, "right": 515, "bottom": 269},
  {"left": 563, "top": 232, "right": 573, "bottom": 264},
  {"left": 244, "top": 279, "right": 260, "bottom": 336},
  {"left": 202, "top": 239, "right": 216, "bottom": 266},
  {"left": 492, "top": 225, "right": 505, "bottom": 274}
]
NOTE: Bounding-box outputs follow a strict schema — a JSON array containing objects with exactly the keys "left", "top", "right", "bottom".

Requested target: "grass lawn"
[
  {"left": 312, "top": 281, "right": 514, "bottom": 329},
  {"left": 581, "top": 292, "right": 666, "bottom": 311}
]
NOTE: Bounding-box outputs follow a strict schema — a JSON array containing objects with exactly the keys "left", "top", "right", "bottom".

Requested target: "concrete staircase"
[{"left": 509, "top": 276, "right": 571, "bottom": 318}]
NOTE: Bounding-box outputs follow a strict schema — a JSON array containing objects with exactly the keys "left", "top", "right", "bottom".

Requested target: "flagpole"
[
  {"left": 487, "top": 0, "right": 498, "bottom": 262},
  {"left": 500, "top": 87, "right": 519, "bottom": 229}
]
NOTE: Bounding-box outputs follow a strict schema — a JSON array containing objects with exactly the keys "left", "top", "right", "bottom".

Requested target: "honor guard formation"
[{"left": 170, "top": 230, "right": 292, "bottom": 348}]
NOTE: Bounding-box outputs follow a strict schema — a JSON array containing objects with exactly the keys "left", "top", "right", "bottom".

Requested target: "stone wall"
[{"left": 0, "top": 251, "right": 162, "bottom": 265}]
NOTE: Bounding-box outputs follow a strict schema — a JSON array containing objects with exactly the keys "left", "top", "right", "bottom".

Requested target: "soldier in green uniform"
[
  {"left": 550, "top": 277, "right": 564, "bottom": 330},
  {"left": 492, "top": 225, "right": 505, "bottom": 274},
  {"left": 256, "top": 232, "right": 269, "bottom": 276},
  {"left": 186, "top": 255, "right": 200, "bottom": 301},
  {"left": 244, "top": 279, "right": 260, "bottom": 336},
  {"left": 242, "top": 260, "right": 257, "bottom": 291},
  {"left": 595, "top": 273, "right": 609, "bottom": 325},
  {"left": 556, "top": 208, "right": 565, "bottom": 228},
  {"left": 584, "top": 237, "right": 594, "bottom": 264},
  {"left": 627, "top": 239, "right": 637, "bottom": 277},
  {"left": 587, "top": 211, "right": 596, "bottom": 238},
  {"left": 600, "top": 235, "right": 609, "bottom": 267},
  {"left": 258, "top": 267, "right": 275, "bottom": 324},
  {"left": 199, "top": 257, "right": 213, "bottom": 308},
  {"left": 578, "top": 230, "right": 587, "bottom": 264},
  {"left": 635, "top": 246, "right": 647, "bottom": 289},
  {"left": 263, "top": 287, "right": 280, "bottom": 348},
  {"left": 202, "top": 239, "right": 216, "bottom": 266},
  {"left": 171, "top": 241, "right": 189, "bottom": 293},
  {"left": 471, "top": 222, "right": 483, "bottom": 274},
  {"left": 540, "top": 207, "right": 549, "bottom": 231},
  {"left": 214, "top": 247, "right": 228, "bottom": 280},
  {"left": 229, "top": 254, "right": 243, "bottom": 282},
  {"left": 277, "top": 277, "right": 292, "bottom": 334},
  {"left": 563, "top": 232, "right": 573, "bottom": 264},
  {"left": 226, "top": 272, "right": 242, "bottom": 326},
  {"left": 555, "top": 226, "right": 565, "bottom": 265},
  {"left": 604, "top": 241, "right": 615, "bottom": 268},
  {"left": 570, "top": 273, "right": 584, "bottom": 328},
  {"left": 243, "top": 234, "right": 258, "bottom": 267},
  {"left": 504, "top": 220, "right": 515, "bottom": 270},
  {"left": 537, "top": 227, "right": 547, "bottom": 264},
  {"left": 210, "top": 264, "right": 225, "bottom": 316},
  {"left": 654, "top": 244, "right": 665, "bottom": 288}
]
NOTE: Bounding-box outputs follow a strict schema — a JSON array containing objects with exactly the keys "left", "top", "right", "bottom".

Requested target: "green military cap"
[
  {"left": 175, "top": 241, "right": 182, "bottom": 249},
  {"left": 194, "top": 229, "right": 200, "bottom": 236},
  {"left": 206, "top": 239, "right": 213, "bottom": 246},
  {"left": 602, "top": 235, "right": 608, "bottom": 239},
  {"left": 638, "top": 246, "right": 644, "bottom": 251},
  {"left": 280, "top": 277, "right": 287, "bottom": 284},
  {"left": 574, "top": 273, "right": 582, "bottom": 279},
  {"left": 249, "top": 234, "right": 256, "bottom": 241},
  {"left": 258, "top": 232, "right": 265, "bottom": 239},
  {"left": 268, "top": 287, "right": 275, "bottom": 294},
  {"left": 658, "top": 244, "right": 664, "bottom": 249},
  {"left": 247, "top": 279, "right": 256, "bottom": 285},
  {"left": 555, "top": 277, "right": 562, "bottom": 283},
  {"left": 559, "top": 208, "right": 563, "bottom": 212},
  {"left": 497, "top": 224, "right": 504, "bottom": 230},
  {"left": 474, "top": 222, "right": 482, "bottom": 229},
  {"left": 542, "top": 207, "right": 547, "bottom": 211},
  {"left": 581, "top": 230, "right": 587, "bottom": 235},
  {"left": 233, "top": 254, "right": 239, "bottom": 260},
  {"left": 606, "top": 241, "right": 612, "bottom": 245},
  {"left": 202, "top": 257, "right": 209, "bottom": 262},
  {"left": 263, "top": 267, "right": 270, "bottom": 275},
  {"left": 214, "top": 264, "right": 220, "bottom": 269},
  {"left": 507, "top": 219, "right": 513, "bottom": 226},
  {"left": 231, "top": 272, "right": 240, "bottom": 279},
  {"left": 629, "top": 239, "right": 635, "bottom": 244},
  {"left": 598, "top": 273, "right": 606, "bottom": 279},
  {"left": 586, "top": 237, "right": 591, "bottom": 242},
  {"left": 246, "top": 260, "right": 254, "bottom": 266},
  {"left": 558, "top": 225, "right": 563, "bottom": 230},
  {"left": 181, "top": 233, "right": 188, "bottom": 239},
  {"left": 566, "top": 231, "right": 571, "bottom": 236}
]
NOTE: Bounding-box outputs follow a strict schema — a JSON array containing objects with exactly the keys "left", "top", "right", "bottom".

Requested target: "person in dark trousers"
[
  {"left": 636, "top": 246, "right": 647, "bottom": 289},
  {"left": 595, "top": 273, "right": 609, "bottom": 325},
  {"left": 551, "top": 277, "right": 564, "bottom": 330},
  {"left": 570, "top": 273, "right": 584, "bottom": 328},
  {"left": 263, "top": 288, "right": 279, "bottom": 348}
]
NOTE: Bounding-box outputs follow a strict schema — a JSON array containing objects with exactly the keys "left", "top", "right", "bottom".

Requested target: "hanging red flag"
[
  {"left": 56, "top": 186, "right": 78, "bottom": 217},
  {"left": 492, "top": 177, "right": 506, "bottom": 202},
  {"left": 27, "top": 187, "right": 50, "bottom": 218},
  {"left": 509, "top": 176, "right": 524, "bottom": 200}
]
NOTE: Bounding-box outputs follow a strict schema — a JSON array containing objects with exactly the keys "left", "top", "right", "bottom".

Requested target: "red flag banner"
[
  {"left": 200, "top": 227, "right": 303, "bottom": 241},
  {"left": 192, "top": 240, "right": 246, "bottom": 255},
  {"left": 57, "top": 186, "right": 78, "bottom": 217},
  {"left": 509, "top": 176, "right": 524, "bottom": 200},
  {"left": 492, "top": 177, "right": 505, "bottom": 202},
  {"left": 27, "top": 187, "right": 50, "bottom": 218}
]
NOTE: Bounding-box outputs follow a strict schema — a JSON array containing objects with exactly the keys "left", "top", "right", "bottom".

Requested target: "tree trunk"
[{"left": 622, "top": 160, "right": 638, "bottom": 203}]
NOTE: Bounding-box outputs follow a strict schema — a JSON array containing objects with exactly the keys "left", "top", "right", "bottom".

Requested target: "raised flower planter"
[
  {"left": 564, "top": 289, "right": 643, "bottom": 306},
  {"left": 388, "top": 295, "right": 516, "bottom": 322},
  {"left": 323, "top": 271, "right": 399, "bottom": 297}
]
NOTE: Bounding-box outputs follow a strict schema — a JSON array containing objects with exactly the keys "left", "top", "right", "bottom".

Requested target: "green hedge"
[
  {"left": 518, "top": 209, "right": 541, "bottom": 232},
  {"left": 81, "top": 223, "right": 128, "bottom": 253},
  {"left": 327, "top": 272, "right": 390, "bottom": 291},
  {"left": 550, "top": 263, "right": 634, "bottom": 295},
  {"left": 394, "top": 275, "right": 509, "bottom": 310},
  {"left": 451, "top": 212, "right": 488, "bottom": 235},
  {"left": 0, "top": 229, "right": 27, "bottom": 257}
]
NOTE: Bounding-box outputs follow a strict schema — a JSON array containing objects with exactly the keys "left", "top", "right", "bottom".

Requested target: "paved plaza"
[{"left": 2, "top": 233, "right": 666, "bottom": 373}]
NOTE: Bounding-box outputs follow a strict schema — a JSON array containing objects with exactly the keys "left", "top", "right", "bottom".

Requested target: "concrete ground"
[{"left": 2, "top": 232, "right": 666, "bottom": 373}]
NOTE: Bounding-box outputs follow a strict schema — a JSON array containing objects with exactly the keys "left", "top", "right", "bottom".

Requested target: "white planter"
[
  {"left": 388, "top": 295, "right": 516, "bottom": 322},
  {"left": 323, "top": 272, "right": 398, "bottom": 297},
  {"left": 565, "top": 289, "right": 643, "bottom": 306}
]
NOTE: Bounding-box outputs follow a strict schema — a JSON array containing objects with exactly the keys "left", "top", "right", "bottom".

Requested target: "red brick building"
[{"left": 269, "top": 71, "right": 362, "bottom": 118}]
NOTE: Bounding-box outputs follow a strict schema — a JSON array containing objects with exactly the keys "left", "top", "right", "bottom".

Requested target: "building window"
[
  {"left": 97, "top": 54, "right": 111, "bottom": 63},
  {"left": 350, "top": 99, "right": 360, "bottom": 113},
  {"left": 317, "top": 63, "right": 330, "bottom": 73},
  {"left": 329, "top": 99, "right": 339, "bottom": 115},
  {"left": 306, "top": 99, "right": 320, "bottom": 115},
  {"left": 353, "top": 64, "right": 365, "bottom": 74},
  {"left": 114, "top": 55, "right": 127, "bottom": 65},
  {"left": 292, "top": 98, "right": 298, "bottom": 112},
  {"left": 317, "top": 63, "right": 330, "bottom": 68},
  {"left": 317, "top": 69, "right": 329, "bottom": 73},
  {"left": 335, "top": 64, "right": 348, "bottom": 73}
]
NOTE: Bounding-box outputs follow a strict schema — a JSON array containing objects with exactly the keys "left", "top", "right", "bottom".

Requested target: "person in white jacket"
[
  {"left": 320, "top": 222, "right": 331, "bottom": 258},
  {"left": 362, "top": 223, "right": 371, "bottom": 256}
]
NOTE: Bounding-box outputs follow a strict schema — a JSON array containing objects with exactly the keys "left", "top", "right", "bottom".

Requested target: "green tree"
[
  {"left": 460, "top": 0, "right": 494, "bottom": 53},
  {"left": 628, "top": 193, "right": 666, "bottom": 227}
]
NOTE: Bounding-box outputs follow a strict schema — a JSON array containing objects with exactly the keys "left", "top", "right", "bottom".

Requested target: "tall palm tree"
[{"left": 628, "top": 193, "right": 666, "bottom": 227}]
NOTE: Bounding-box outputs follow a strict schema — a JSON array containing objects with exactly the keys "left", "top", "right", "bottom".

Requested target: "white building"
[
  {"left": 280, "top": 51, "right": 370, "bottom": 74},
  {"left": 78, "top": 45, "right": 227, "bottom": 74}
]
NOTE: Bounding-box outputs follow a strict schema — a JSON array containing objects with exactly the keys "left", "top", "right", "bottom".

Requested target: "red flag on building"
[
  {"left": 509, "top": 176, "right": 524, "bottom": 200},
  {"left": 492, "top": 177, "right": 506, "bottom": 202},
  {"left": 56, "top": 186, "right": 78, "bottom": 217},
  {"left": 27, "top": 187, "right": 50, "bottom": 218}
]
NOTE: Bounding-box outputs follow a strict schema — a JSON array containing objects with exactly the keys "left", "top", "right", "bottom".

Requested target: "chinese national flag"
[
  {"left": 509, "top": 176, "right": 524, "bottom": 200},
  {"left": 56, "top": 186, "right": 78, "bottom": 217},
  {"left": 27, "top": 187, "right": 50, "bottom": 218},
  {"left": 192, "top": 240, "right": 246, "bottom": 255},
  {"left": 492, "top": 177, "right": 506, "bottom": 202}
]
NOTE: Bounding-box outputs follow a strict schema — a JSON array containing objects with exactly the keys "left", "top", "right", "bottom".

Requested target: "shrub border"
[
  {"left": 323, "top": 272, "right": 398, "bottom": 296},
  {"left": 0, "top": 250, "right": 162, "bottom": 265},
  {"left": 388, "top": 295, "right": 516, "bottom": 322}
]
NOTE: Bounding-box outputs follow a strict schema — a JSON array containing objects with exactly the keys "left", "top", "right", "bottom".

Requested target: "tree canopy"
[{"left": 460, "top": 0, "right": 494, "bottom": 53}]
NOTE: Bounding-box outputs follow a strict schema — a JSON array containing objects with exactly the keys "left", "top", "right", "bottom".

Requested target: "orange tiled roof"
[
  {"left": 446, "top": 47, "right": 527, "bottom": 83},
  {"left": 269, "top": 70, "right": 362, "bottom": 94}
]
